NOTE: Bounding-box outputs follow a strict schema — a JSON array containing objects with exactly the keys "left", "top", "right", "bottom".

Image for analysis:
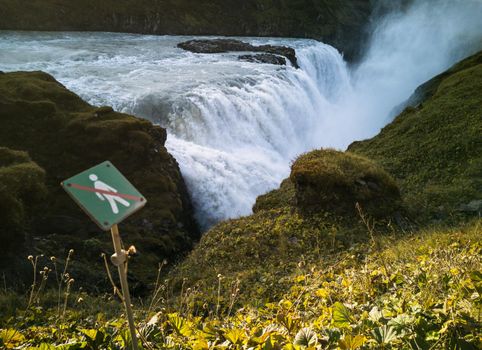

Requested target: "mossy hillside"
[
  {"left": 348, "top": 50, "right": 482, "bottom": 221},
  {"left": 0, "top": 71, "right": 199, "bottom": 292},
  {"left": 172, "top": 150, "right": 404, "bottom": 305},
  {"left": 0, "top": 0, "right": 371, "bottom": 60}
]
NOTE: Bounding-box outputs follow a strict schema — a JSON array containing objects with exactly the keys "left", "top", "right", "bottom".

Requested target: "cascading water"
[
  {"left": 0, "top": 34, "right": 351, "bottom": 229},
  {"left": 1, "top": 0, "right": 481, "bottom": 230},
  {"left": 164, "top": 43, "right": 350, "bottom": 228}
]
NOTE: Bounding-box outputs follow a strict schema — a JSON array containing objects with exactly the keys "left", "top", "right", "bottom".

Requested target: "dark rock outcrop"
[
  {"left": 0, "top": 71, "right": 199, "bottom": 292},
  {"left": 239, "top": 54, "right": 286, "bottom": 66},
  {"left": 0, "top": 147, "right": 47, "bottom": 251},
  {"left": 178, "top": 39, "right": 298, "bottom": 68}
]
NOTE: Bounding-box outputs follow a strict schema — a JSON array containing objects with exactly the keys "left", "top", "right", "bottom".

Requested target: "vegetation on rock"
[
  {"left": 290, "top": 149, "right": 402, "bottom": 217},
  {"left": 172, "top": 149, "right": 406, "bottom": 306},
  {"left": 0, "top": 71, "right": 199, "bottom": 291}
]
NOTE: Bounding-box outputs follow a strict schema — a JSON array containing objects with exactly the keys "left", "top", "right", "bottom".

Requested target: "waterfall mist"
[{"left": 318, "top": 0, "right": 482, "bottom": 148}]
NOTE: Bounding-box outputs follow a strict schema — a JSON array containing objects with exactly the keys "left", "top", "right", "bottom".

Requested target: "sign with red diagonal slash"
[{"left": 61, "top": 161, "right": 147, "bottom": 230}]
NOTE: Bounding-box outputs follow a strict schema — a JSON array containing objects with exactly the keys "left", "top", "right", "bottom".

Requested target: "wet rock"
[
  {"left": 239, "top": 53, "right": 286, "bottom": 66},
  {"left": 178, "top": 39, "right": 299, "bottom": 68},
  {"left": 178, "top": 39, "right": 249, "bottom": 53}
]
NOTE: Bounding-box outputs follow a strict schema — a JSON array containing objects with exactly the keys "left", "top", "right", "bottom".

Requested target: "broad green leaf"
[
  {"left": 294, "top": 328, "right": 318, "bottom": 348},
  {"left": 192, "top": 339, "right": 209, "bottom": 350},
  {"left": 339, "top": 335, "right": 366, "bottom": 349},
  {"left": 168, "top": 313, "right": 193, "bottom": 337},
  {"left": 371, "top": 325, "right": 398, "bottom": 344},
  {"left": 277, "top": 313, "right": 301, "bottom": 334},
  {"left": 0, "top": 329, "right": 25, "bottom": 348},
  {"left": 332, "top": 302, "right": 353, "bottom": 328},
  {"left": 469, "top": 271, "right": 482, "bottom": 294},
  {"left": 368, "top": 306, "right": 383, "bottom": 323},
  {"left": 224, "top": 328, "right": 245, "bottom": 345},
  {"left": 387, "top": 314, "right": 415, "bottom": 332}
]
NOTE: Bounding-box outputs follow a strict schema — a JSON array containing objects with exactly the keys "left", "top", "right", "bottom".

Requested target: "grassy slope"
[
  {"left": 349, "top": 51, "right": 482, "bottom": 221},
  {"left": 1, "top": 221, "right": 480, "bottom": 349},
  {"left": 0, "top": 71, "right": 199, "bottom": 291},
  {"left": 0, "top": 0, "right": 371, "bottom": 60}
]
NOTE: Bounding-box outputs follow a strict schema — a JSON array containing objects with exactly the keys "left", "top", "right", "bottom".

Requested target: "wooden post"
[{"left": 110, "top": 224, "right": 139, "bottom": 350}]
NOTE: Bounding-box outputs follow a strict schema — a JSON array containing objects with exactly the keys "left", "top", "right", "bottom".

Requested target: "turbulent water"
[{"left": 1, "top": 0, "right": 481, "bottom": 229}]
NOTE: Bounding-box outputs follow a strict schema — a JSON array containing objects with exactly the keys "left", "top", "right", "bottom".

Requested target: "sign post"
[
  {"left": 110, "top": 224, "right": 138, "bottom": 350},
  {"left": 62, "top": 161, "right": 147, "bottom": 350}
]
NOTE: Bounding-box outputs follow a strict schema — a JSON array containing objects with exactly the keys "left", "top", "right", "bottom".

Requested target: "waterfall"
[{"left": 163, "top": 42, "right": 350, "bottom": 229}]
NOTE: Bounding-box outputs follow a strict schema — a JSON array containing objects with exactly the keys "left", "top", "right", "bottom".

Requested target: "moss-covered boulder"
[
  {"left": 290, "top": 149, "right": 402, "bottom": 217},
  {"left": 0, "top": 71, "right": 198, "bottom": 292},
  {"left": 254, "top": 150, "right": 403, "bottom": 219},
  {"left": 349, "top": 51, "right": 482, "bottom": 222}
]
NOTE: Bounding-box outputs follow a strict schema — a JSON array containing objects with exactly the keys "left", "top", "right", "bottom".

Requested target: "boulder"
[
  {"left": 178, "top": 39, "right": 299, "bottom": 68},
  {"left": 0, "top": 71, "right": 199, "bottom": 292},
  {"left": 0, "top": 147, "right": 47, "bottom": 250},
  {"left": 238, "top": 53, "right": 287, "bottom": 66},
  {"left": 290, "top": 149, "right": 402, "bottom": 217}
]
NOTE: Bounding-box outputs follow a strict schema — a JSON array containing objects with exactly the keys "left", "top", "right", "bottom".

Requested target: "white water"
[{"left": 1, "top": 0, "right": 481, "bottom": 229}]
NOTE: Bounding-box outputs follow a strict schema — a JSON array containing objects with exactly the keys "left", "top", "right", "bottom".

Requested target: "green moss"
[
  {"left": 349, "top": 51, "right": 482, "bottom": 222},
  {"left": 253, "top": 178, "right": 295, "bottom": 212},
  {"left": 290, "top": 149, "right": 401, "bottom": 217},
  {"left": 173, "top": 206, "right": 368, "bottom": 304},
  {"left": 0, "top": 71, "right": 198, "bottom": 292}
]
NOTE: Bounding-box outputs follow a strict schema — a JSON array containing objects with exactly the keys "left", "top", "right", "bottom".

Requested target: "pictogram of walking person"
[{"left": 89, "top": 174, "right": 130, "bottom": 214}]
